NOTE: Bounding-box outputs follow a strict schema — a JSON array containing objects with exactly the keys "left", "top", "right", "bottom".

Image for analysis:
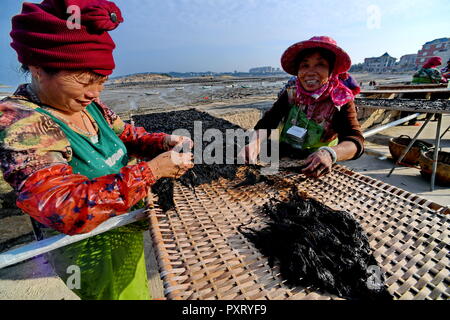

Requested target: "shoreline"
[{"left": 102, "top": 73, "right": 414, "bottom": 117}]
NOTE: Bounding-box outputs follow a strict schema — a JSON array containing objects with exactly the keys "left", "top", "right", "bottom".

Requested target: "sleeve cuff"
[
  {"left": 136, "top": 161, "right": 158, "bottom": 186},
  {"left": 339, "top": 137, "right": 365, "bottom": 160}
]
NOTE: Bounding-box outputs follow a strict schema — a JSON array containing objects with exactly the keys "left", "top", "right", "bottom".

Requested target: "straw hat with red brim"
[{"left": 281, "top": 36, "right": 352, "bottom": 76}]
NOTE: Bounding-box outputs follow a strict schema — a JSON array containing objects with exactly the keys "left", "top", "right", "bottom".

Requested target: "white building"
[
  {"left": 363, "top": 53, "right": 397, "bottom": 72},
  {"left": 249, "top": 66, "right": 276, "bottom": 74}
]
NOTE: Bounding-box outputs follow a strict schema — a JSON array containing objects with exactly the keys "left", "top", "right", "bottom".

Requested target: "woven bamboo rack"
[{"left": 148, "top": 163, "right": 449, "bottom": 300}]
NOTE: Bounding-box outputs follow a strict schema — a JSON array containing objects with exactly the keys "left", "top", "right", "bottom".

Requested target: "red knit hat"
[
  {"left": 10, "top": 0, "right": 124, "bottom": 76},
  {"left": 281, "top": 36, "right": 352, "bottom": 76},
  {"left": 422, "top": 56, "right": 442, "bottom": 69}
]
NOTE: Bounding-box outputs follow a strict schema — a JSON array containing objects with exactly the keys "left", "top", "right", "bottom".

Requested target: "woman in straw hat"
[
  {"left": 240, "top": 36, "right": 365, "bottom": 177},
  {"left": 1, "top": 0, "right": 193, "bottom": 299}
]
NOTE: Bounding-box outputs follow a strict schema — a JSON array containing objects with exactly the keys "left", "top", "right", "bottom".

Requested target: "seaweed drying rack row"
[{"left": 147, "top": 163, "right": 449, "bottom": 300}]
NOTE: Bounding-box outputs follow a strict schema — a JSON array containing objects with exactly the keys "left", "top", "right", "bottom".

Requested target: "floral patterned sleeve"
[
  {"left": 94, "top": 99, "right": 169, "bottom": 159},
  {"left": 17, "top": 162, "right": 155, "bottom": 235},
  {"left": 0, "top": 94, "right": 157, "bottom": 235}
]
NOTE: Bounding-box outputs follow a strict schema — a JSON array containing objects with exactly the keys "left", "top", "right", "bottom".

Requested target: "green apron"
[
  {"left": 412, "top": 68, "right": 440, "bottom": 84},
  {"left": 279, "top": 104, "right": 338, "bottom": 151},
  {"left": 35, "top": 103, "right": 151, "bottom": 300}
]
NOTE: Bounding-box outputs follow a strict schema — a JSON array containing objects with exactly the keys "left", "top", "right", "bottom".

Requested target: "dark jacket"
[{"left": 254, "top": 90, "right": 365, "bottom": 159}]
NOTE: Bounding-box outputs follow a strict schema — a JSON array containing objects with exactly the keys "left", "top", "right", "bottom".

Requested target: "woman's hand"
[
  {"left": 238, "top": 140, "right": 261, "bottom": 164},
  {"left": 147, "top": 150, "right": 194, "bottom": 180},
  {"left": 163, "top": 135, "right": 193, "bottom": 151},
  {"left": 238, "top": 130, "right": 267, "bottom": 164},
  {"left": 301, "top": 149, "right": 333, "bottom": 178}
]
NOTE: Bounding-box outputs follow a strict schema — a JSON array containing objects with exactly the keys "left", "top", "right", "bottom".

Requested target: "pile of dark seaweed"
[
  {"left": 240, "top": 190, "right": 392, "bottom": 300},
  {"left": 133, "top": 109, "right": 392, "bottom": 299},
  {"left": 132, "top": 109, "right": 251, "bottom": 210}
]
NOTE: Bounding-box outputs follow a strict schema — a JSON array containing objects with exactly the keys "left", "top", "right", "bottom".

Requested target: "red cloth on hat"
[
  {"left": 10, "top": 0, "right": 123, "bottom": 76},
  {"left": 422, "top": 56, "right": 442, "bottom": 69}
]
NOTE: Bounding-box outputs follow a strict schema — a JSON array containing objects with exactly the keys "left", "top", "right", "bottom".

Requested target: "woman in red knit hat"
[
  {"left": 240, "top": 36, "right": 364, "bottom": 177},
  {"left": 412, "top": 56, "right": 447, "bottom": 84},
  {"left": 1, "top": 0, "right": 193, "bottom": 300}
]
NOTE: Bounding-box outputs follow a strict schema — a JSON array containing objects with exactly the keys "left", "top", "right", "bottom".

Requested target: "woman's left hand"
[
  {"left": 301, "top": 149, "right": 333, "bottom": 178},
  {"left": 163, "top": 135, "right": 193, "bottom": 151}
]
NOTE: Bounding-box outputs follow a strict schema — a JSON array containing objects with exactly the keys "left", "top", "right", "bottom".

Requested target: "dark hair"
[
  {"left": 21, "top": 64, "right": 59, "bottom": 76},
  {"left": 295, "top": 48, "right": 336, "bottom": 74}
]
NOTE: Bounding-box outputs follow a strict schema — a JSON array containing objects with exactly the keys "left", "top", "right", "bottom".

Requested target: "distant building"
[
  {"left": 249, "top": 66, "right": 276, "bottom": 74},
  {"left": 398, "top": 54, "right": 417, "bottom": 67},
  {"left": 415, "top": 38, "right": 450, "bottom": 67},
  {"left": 392, "top": 54, "right": 418, "bottom": 71},
  {"left": 363, "top": 53, "right": 397, "bottom": 72}
]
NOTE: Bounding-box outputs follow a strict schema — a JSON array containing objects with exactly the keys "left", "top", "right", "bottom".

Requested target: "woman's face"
[
  {"left": 31, "top": 67, "right": 107, "bottom": 114},
  {"left": 297, "top": 52, "right": 331, "bottom": 92}
]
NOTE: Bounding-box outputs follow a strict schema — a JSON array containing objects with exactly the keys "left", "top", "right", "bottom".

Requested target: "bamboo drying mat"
[{"left": 148, "top": 163, "right": 449, "bottom": 300}]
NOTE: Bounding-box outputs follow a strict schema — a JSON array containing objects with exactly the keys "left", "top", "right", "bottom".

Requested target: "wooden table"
[
  {"left": 356, "top": 90, "right": 450, "bottom": 191},
  {"left": 374, "top": 84, "right": 447, "bottom": 91}
]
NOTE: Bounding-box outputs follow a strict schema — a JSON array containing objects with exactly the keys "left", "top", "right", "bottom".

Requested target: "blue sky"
[{"left": 1, "top": 0, "right": 449, "bottom": 86}]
